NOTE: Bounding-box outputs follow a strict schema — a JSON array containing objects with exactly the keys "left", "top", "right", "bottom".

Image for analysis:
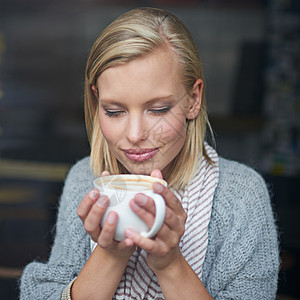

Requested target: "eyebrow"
[
  {"left": 145, "top": 95, "right": 175, "bottom": 105},
  {"left": 99, "top": 99, "right": 126, "bottom": 108},
  {"left": 99, "top": 95, "right": 176, "bottom": 106}
]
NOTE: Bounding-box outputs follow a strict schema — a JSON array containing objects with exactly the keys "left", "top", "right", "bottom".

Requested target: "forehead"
[{"left": 97, "top": 47, "right": 183, "bottom": 100}]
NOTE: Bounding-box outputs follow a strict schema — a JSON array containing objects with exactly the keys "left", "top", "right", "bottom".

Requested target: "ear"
[
  {"left": 186, "top": 79, "right": 203, "bottom": 120},
  {"left": 92, "top": 85, "right": 99, "bottom": 99}
]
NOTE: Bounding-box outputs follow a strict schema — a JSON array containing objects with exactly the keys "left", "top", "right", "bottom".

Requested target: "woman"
[{"left": 20, "top": 7, "right": 279, "bottom": 299}]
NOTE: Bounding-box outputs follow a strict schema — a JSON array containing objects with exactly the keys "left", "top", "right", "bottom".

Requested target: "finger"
[
  {"left": 97, "top": 211, "right": 118, "bottom": 248},
  {"left": 150, "top": 169, "right": 163, "bottom": 179},
  {"left": 124, "top": 228, "right": 158, "bottom": 252},
  {"left": 154, "top": 223, "right": 181, "bottom": 250},
  {"left": 130, "top": 193, "right": 182, "bottom": 232},
  {"left": 153, "top": 183, "right": 184, "bottom": 215},
  {"left": 124, "top": 228, "right": 175, "bottom": 257},
  {"left": 125, "top": 225, "right": 182, "bottom": 260},
  {"left": 132, "top": 193, "right": 156, "bottom": 215},
  {"left": 83, "top": 196, "right": 109, "bottom": 241},
  {"left": 129, "top": 195, "right": 156, "bottom": 228},
  {"left": 161, "top": 207, "right": 185, "bottom": 233},
  {"left": 101, "top": 171, "right": 110, "bottom": 177},
  {"left": 130, "top": 199, "right": 178, "bottom": 239},
  {"left": 77, "top": 189, "right": 100, "bottom": 220},
  {"left": 120, "top": 238, "right": 135, "bottom": 249}
]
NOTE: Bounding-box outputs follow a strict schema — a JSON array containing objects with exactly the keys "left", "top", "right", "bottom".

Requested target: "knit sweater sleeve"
[
  {"left": 19, "top": 157, "right": 93, "bottom": 300},
  {"left": 202, "top": 158, "right": 280, "bottom": 300}
]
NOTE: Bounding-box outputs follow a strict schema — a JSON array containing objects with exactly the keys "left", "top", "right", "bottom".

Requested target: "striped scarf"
[{"left": 91, "top": 143, "right": 219, "bottom": 299}]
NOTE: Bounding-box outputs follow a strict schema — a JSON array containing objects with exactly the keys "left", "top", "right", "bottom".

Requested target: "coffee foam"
[
  {"left": 94, "top": 175, "right": 167, "bottom": 193},
  {"left": 107, "top": 181, "right": 152, "bottom": 191}
]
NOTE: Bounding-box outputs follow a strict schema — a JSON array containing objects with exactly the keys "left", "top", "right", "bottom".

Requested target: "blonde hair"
[{"left": 84, "top": 7, "right": 212, "bottom": 189}]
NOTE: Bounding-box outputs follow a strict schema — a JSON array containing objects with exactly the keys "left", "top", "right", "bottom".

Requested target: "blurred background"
[{"left": 0, "top": 0, "right": 299, "bottom": 298}]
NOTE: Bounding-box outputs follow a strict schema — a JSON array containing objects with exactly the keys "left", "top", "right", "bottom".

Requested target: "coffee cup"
[{"left": 93, "top": 174, "right": 167, "bottom": 241}]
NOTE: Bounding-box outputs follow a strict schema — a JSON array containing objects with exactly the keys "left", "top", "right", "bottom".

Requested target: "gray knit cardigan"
[{"left": 20, "top": 157, "right": 280, "bottom": 299}]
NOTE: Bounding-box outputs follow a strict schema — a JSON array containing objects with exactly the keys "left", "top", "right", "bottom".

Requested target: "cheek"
[
  {"left": 157, "top": 116, "right": 187, "bottom": 147},
  {"left": 99, "top": 115, "right": 118, "bottom": 145},
  {"left": 170, "top": 123, "right": 186, "bottom": 149}
]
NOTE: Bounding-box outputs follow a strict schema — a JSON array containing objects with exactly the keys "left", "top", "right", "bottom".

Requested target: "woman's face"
[{"left": 94, "top": 47, "right": 201, "bottom": 178}]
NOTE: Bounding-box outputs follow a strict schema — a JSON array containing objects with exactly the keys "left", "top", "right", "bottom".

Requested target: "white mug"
[{"left": 93, "top": 174, "right": 167, "bottom": 241}]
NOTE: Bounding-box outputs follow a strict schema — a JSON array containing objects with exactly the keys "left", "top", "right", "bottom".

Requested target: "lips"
[{"left": 122, "top": 148, "right": 159, "bottom": 162}]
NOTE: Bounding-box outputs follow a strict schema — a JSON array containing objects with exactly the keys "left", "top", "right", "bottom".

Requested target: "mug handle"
[{"left": 140, "top": 193, "right": 166, "bottom": 238}]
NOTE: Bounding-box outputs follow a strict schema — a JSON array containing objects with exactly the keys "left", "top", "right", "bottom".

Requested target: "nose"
[{"left": 125, "top": 113, "right": 148, "bottom": 144}]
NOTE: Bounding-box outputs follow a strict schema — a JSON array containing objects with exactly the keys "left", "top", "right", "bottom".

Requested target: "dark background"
[{"left": 0, "top": 0, "right": 299, "bottom": 299}]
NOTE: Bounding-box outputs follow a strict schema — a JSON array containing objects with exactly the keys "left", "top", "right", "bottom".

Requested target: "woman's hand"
[
  {"left": 124, "top": 169, "right": 187, "bottom": 272},
  {"left": 77, "top": 171, "right": 135, "bottom": 258}
]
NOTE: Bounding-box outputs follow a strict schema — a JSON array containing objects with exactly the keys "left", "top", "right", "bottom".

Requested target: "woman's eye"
[
  {"left": 150, "top": 107, "right": 171, "bottom": 115},
  {"left": 104, "top": 110, "right": 124, "bottom": 118}
]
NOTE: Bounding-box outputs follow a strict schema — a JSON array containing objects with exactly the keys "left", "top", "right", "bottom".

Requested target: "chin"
[
  {"left": 122, "top": 162, "right": 155, "bottom": 176},
  {"left": 127, "top": 167, "right": 152, "bottom": 176}
]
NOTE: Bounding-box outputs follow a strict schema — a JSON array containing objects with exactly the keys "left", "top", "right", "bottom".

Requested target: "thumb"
[
  {"left": 150, "top": 169, "right": 163, "bottom": 179},
  {"left": 101, "top": 171, "right": 110, "bottom": 177}
]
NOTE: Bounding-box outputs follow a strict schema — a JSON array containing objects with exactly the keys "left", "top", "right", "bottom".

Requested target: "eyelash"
[
  {"left": 104, "top": 110, "right": 124, "bottom": 118},
  {"left": 149, "top": 107, "right": 171, "bottom": 115},
  {"left": 104, "top": 107, "right": 171, "bottom": 118}
]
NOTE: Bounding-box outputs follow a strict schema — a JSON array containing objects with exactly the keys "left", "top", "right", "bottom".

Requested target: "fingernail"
[
  {"left": 130, "top": 200, "right": 140, "bottom": 211},
  {"left": 97, "top": 196, "right": 108, "bottom": 207},
  {"left": 135, "top": 194, "right": 147, "bottom": 206},
  {"left": 89, "top": 189, "right": 99, "bottom": 200},
  {"left": 107, "top": 212, "right": 117, "bottom": 225},
  {"left": 101, "top": 171, "right": 110, "bottom": 177},
  {"left": 124, "top": 239, "right": 133, "bottom": 247},
  {"left": 153, "top": 182, "right": 163, "bottom": 193},
  {"left": 125, "top": 228, "right": 135, "bottom": 238}
]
